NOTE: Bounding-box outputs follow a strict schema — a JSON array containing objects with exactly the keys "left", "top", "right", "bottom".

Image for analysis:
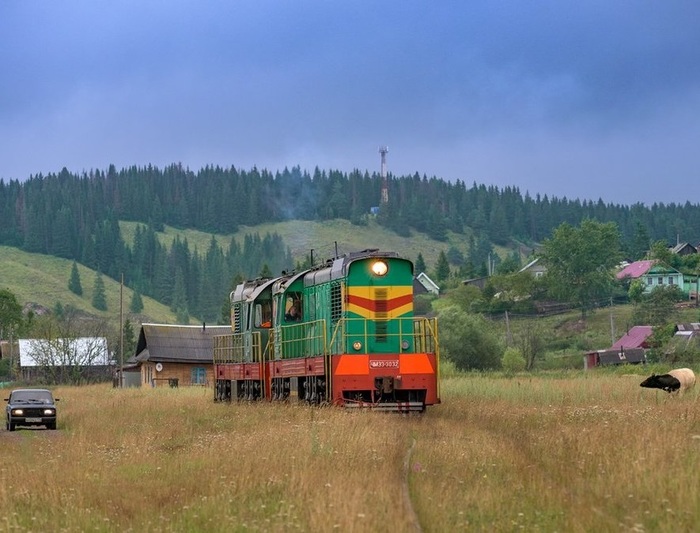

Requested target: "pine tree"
[
  {"left": 434, "top": 251, "right": 451, "bottom": 284},
  {"left": 260, "top": 263, "right": 272, "bottom": 278},
  {"left": 415, "top": 253, "right": 427, "bottom": 273},
  {"left": 130, "top": 290, "right": 144, "bottom": 313},
  {"left": 68, "top": 261, "right": 83, "bottom": 296},
  {"left": 92, "top": 272, "right": 107, "bottom": 311},
  {"left": 123, "top": 319, "right": 136, "bottom": 358}
]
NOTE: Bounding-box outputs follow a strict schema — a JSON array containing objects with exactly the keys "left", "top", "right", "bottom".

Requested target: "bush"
[
  {"left": 437, "top": 306, "right": 503, "bottom": 371},
  {"left": 501, "top": 347, "right": 526, "bottom": 374}
]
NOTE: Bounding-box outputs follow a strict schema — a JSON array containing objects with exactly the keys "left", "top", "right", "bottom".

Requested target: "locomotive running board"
[{"left": 343, "top": 401, "right": 425, "bottom": 412}]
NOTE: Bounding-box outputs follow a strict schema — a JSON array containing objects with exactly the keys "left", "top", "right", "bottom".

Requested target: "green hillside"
[
  {"left": 119, "top": 218, "right": 511, "bottom": 271},
  {"left": 1, "top": 219, "right": 521, "bottom": 329},
  {"left": 0, "top": 246, "right": 180, "bottom": 324}
]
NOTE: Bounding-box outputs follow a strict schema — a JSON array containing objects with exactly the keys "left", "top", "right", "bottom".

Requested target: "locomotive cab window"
[
  {"left": 255, "top": 301, "right": 272, "bottom": 328},
  {"left": 284, "top": 293, "right": 303, "bottom": 322}
]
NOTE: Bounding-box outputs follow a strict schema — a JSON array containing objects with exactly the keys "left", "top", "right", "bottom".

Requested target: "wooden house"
[
  {"left": 415, "top": 272, "right": 440, "bottom": 295},
  {"left": 129, "top": 323, "right": 231, "bottom": 388},
  {"left": 584, "top": 326, "right": 652, "bottom": 369},
  {"left": 640, "top": 263, "right": 698, "bottom": 297},
  {"left": 518, "top": 258, "right": 546, "bottom": 278},
  {"left": 615, "top": 260, "right": 655, "bottom": 281},
  {"left": 670, "top": 242, "right": 697, "bottom": 256}
]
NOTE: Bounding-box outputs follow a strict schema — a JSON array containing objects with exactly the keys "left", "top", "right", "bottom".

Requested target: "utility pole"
[
  {"left": 119, "top": 273, "right": 124, "bottom": 388},
  {"left": 609, "top": 296, "right": 615, "bottom": 346}
]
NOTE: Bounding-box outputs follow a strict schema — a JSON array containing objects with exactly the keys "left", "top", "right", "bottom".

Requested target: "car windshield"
[{"left": 10, "top": 391, "right": 54, "bottom": 404}]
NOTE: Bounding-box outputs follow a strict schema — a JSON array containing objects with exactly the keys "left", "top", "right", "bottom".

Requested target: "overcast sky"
[{"left": 2, "top": 1, "right": 699, "bottom": 206}]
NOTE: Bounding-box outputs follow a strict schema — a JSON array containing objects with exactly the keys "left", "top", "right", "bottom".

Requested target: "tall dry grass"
[{"left": 2, "top": 375, "right": 700, "bottom": 532}]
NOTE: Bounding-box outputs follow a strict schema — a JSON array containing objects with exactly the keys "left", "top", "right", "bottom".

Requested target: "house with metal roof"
[
  {"left": 670, "top": 242, "right": 697, "bottom": 256},
  {"left": 616, "top": 260, "right": 656, "bottom": 281},
  {"left": 584, "top": 326, "right": 652, "bottom": 369},
  {"left": 519, "top": 258, "right": 547, "bottom": 278},
  {"left": 415, "top": 272, "right": 440, "bottom": 295},
  {"left": 124, "top": 323, "right": 231, "bottom": 388},
  {"left": 16, "top": 337, "right": 110, "bottom": 383}
]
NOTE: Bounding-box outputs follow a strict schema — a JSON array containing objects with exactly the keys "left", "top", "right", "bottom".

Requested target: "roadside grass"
[{"left": 2, "top": 375, "right": 700, "bottom": 532}]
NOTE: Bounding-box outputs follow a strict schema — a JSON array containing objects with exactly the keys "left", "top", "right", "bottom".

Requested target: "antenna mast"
[{"left": 379, "top": 146, "right": 389, "bottom": 204}]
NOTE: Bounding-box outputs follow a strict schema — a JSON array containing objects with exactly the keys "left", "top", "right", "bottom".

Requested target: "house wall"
[
  {"left": 140, "top": 362, "right": 214, "bottom": 388},
  {"left": 643, "top": 269, "right": 685, "bottom": 294}
]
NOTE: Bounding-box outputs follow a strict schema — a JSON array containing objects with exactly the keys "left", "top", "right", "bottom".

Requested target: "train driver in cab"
[{"left": 285, "top": 300, "right": 302, "bottom": 322}]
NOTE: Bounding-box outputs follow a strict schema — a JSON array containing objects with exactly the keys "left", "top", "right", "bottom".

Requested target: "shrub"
[
  {"left": 501, "top": 347, "right": 526, "bottom": 374},
  {"left": 437, "top": 305, "right": 503, "bottom": 371}
]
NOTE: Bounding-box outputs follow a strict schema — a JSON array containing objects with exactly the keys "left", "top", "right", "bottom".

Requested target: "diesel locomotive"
[{"left": 213, "top": 249, "right": 440, "bottom": 412}]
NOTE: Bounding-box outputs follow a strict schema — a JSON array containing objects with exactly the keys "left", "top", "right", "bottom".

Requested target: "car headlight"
[
  {"left": 12, "top": 409, "right": 24, "bottom": 416},
  {"left": 43, "top": 409, "right": 55, "bottom": 416}
]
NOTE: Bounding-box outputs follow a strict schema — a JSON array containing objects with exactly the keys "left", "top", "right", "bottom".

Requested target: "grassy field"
[{"left": 2, "top": 372, "right": 700, "bottom": 532}]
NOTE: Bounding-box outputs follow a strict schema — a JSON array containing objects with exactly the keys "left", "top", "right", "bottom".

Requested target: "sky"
[{"left": 1, "top": 1, "right": 699, "bottom": 206}]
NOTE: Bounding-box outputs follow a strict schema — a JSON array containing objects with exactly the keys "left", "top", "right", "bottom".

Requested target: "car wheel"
[
  {"left": 47, "top": 422, "right": 56, "bottom": 430},
  {"left": 8, "top": 421, "right": 15, "bottom": 432}
]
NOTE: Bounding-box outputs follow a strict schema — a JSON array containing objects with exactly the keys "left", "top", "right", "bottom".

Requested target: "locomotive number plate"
[{"left": 369, "top": 360, "right": 399, "bottom": 369}]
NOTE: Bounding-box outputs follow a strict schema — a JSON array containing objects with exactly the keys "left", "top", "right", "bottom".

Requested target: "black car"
[{"left": 5, "top": 388, "right": 59, "bottom": 431}]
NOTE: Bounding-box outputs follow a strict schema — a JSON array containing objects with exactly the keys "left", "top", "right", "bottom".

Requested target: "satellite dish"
[{"left": 155, "top": 363, "right": 163, "bottom": 372}]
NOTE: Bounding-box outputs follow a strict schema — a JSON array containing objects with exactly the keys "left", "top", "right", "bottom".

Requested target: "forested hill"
[
  {"left": 1, "top": 163, "right": 699, "bottom": 322},
  {"left": 4, "top": 163, "right": 700, "bottom": 247}
]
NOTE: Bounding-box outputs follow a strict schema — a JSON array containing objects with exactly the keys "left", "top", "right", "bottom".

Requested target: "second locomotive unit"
[{"left": 213, "top": 249, "right": 440, "bottom": 412}]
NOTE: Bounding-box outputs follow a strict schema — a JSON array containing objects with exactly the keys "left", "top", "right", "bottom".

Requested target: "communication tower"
[{"left": 379, "top": 146, "right": 389, "bottom": 204}]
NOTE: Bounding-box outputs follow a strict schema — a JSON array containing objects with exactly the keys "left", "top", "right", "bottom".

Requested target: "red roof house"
[
  {"left": 616, "top": 260, "right": 656, "bottom": 281},
  {"left": 611, "top": 325, "right": 654, "bottom": 350},
  {"left": 584, "top": 325, "right": 653, "bottom": 369}
]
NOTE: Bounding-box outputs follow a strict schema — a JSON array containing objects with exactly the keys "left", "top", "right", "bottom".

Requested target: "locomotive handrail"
[
  {"left": 327, "top": 316, "right": 439, "bottom": 356},
  {"left": 277, "top": 319, "right": 327, "bottom": 359},
  {"left": 213, "top": 331, "right": 262, "bottom": 364}
]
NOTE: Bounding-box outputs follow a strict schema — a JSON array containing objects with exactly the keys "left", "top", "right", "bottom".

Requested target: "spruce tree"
[
  {"left": 92, "top": 272, "right": 107, "bottom": 311},
  {"left": 415, "top": 253, "right": 427, "bottom": 274},
  {"left": 434, "top": 251, "right": 451, "bottom": 284},
  {"left": 68, "top": 261, "right": 83, "bottom": 296},
  {"left": 123, "top": 319, "right": 136, "bottom": 358},
  {"left": 130, "top": 290, "right": 144, "bottom": 313}
]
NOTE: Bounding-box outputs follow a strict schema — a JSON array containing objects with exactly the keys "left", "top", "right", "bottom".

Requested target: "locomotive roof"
[
  {"left": 233, "top": 250, "right": 404, "bottom": 299},
  {"left": 272, "top": 269, "right": 309, "bottom": 295},
  {"left": 232, "top": 277, "right": 276, "bottom": 303},
  {"left": 304, "top": 249, "right": 402, "bottom": 285}
]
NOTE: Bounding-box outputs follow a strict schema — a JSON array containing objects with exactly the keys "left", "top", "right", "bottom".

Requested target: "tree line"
[{"left": 2, "top": 163, "right": 700, "bottom": 322}]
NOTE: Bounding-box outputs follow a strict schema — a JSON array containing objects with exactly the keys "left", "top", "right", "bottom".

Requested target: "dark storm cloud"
[{"left": 1, "top": 1, "right": 699, "bottom": 204}]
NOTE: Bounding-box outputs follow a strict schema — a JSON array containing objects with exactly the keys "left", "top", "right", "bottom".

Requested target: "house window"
[
  {"left": 191, "top": 367, "right": 206, "bottom": 385},
  {"left": 658, "top": 277, "right": 663, "bottom": 285},
  {"left": 668, "top": 277, "right": 674, "bottom": 285},
  {"left": 647, "top": 277, "right": 652, "bottom": 285}
]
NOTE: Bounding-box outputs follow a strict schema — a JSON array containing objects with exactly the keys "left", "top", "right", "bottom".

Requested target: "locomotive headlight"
[
  {"left": 371, "top": 260, "right": 388, "bottom": 276},
  {"left": 401, "top": 340, "right": 410, "bottom": 350},
  {"left": 353, "top": 341, "right": 363, "bottom": 351}
]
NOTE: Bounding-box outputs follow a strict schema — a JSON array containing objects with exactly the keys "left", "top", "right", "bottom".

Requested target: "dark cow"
[{"left": 640, "top": 368, "right": 696, "bottom": 394}]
